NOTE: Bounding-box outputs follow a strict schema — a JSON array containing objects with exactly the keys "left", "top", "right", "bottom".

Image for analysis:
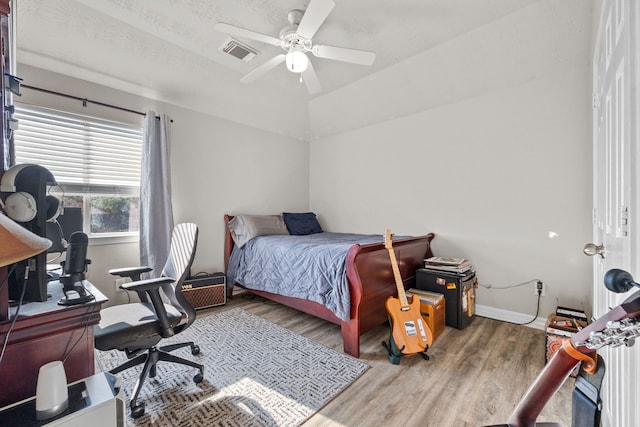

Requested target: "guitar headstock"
[
  {"left": 573, "top": 290, "right": 640, "bottom": 350},
  {"left": 384, "top": 229, "right": 393, "bottom": 249}
]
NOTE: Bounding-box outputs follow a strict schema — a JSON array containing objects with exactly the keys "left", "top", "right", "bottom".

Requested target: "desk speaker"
[{"left": 180, "top": 273, "right": 226, "bottom": 309}]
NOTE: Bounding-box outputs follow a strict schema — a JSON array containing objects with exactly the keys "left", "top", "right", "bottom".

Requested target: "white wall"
[
  {"left": 17, "top": 65, "right": 309, "bottom": 306},
  {"left": 309, "top": 0, "right": 594, "bottom": 322},
  {"left": 15, "top": 0, "right": 596, "bottom": 323}
]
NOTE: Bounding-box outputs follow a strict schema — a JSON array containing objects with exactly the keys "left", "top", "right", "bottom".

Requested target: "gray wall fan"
[{"left": 214, "top": 0, "right": 376, "bottom": 94}]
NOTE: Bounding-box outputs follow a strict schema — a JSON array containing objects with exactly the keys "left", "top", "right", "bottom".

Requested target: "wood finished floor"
[{"left": 202, "top": 292, "right": 573, "bottom": 427}]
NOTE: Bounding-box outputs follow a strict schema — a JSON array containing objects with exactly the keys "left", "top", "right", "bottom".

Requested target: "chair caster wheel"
[
  {"left": 194, "top": 372, "right": 204, "bottom": 383},
  {"left": 131, "top": 402, "right": 145, "bottom": 418},
  {"left": 192, "top": 345, "right": 200, "bottom": 355}
]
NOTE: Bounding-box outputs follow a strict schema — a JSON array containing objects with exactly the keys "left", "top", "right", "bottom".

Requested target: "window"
[{"left": 13, "top": 104, "right": 143, "bottom": 239}]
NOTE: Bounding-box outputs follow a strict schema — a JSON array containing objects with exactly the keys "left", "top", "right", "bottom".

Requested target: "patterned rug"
[{"left": 95, "top": 308, "right": 369, "bottom": 426}]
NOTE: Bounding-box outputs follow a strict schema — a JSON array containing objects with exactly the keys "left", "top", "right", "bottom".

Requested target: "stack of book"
[{"left": 423, "top": 256, "right": 473, "bottom": 274}]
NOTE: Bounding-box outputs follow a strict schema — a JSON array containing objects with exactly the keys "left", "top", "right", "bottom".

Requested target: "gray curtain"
[{"left": 140, "top": 111, "right": 174, "bottom": 277}]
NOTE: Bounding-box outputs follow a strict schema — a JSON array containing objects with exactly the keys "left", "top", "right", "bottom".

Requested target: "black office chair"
[{"left": 94, "top": 222, "right": 204, "bottom": 418}]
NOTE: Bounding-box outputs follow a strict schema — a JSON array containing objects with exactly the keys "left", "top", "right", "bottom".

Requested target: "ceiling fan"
[{"left": 214, "top": 0, "right": 376, "bottom": 95}]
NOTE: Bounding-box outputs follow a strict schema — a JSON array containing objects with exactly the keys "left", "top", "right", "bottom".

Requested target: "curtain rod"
[{"left": 21, "top": 84, "right": 169, "bottom": 121}]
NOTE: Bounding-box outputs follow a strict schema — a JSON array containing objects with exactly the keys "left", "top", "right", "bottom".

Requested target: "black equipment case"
[{"left": 416, "top": 268, "right": 476, "bottom": 329}]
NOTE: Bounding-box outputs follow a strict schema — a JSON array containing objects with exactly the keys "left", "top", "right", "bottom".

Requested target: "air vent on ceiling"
[{"left": 219, "top": 37, "right": 259, "bottom": 62}]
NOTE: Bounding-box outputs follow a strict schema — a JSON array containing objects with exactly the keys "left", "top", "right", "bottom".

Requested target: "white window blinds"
[{"left": 13, "top": 105, "right": 143, "bottom": 191}]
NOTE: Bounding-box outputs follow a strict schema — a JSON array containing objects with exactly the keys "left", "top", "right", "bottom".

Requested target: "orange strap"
[{"left": 562, "top": 339, "right": 597, "bottom": 375}]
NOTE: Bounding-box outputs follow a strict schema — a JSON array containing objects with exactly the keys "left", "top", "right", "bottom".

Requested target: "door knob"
[{"left": 583, "top": 243, "right": 605, "bottom": 258}]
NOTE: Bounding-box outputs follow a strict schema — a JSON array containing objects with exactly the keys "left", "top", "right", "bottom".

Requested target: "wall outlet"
[
  {"left": 114, "top": 277, "right": 128, "bottom": 293},
  {"left": 534, "top": 281, "right": 545, "bottom": 296}
]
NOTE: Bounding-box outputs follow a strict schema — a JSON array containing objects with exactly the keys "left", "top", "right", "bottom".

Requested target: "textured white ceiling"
[{"left": 14, "top": 0, "right": 541, "bottom": 137}]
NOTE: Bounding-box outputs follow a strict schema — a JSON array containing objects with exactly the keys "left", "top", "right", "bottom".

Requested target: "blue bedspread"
[{"left": 227, "top": 232, "right": 384, "bottom": 322}]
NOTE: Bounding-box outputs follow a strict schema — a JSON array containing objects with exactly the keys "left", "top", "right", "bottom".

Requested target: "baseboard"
[{"left": 476, "top": 304, "right": 547, "bottom": 330}]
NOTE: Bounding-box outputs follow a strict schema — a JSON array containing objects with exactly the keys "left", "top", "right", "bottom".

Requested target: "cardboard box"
[{"left": 407, "top": 288, "right": 446, "bottom": 342}]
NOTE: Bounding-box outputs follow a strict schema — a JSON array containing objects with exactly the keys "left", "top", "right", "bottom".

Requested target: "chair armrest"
[
  {"left": 122, "top": 277, "right": 177, "bottom": 338},
  {"left": 120, "top": 277, "right": 175, "bottom": 292},
  {"left": 109, "top": 266, "right": 153, "bottom": 280}
]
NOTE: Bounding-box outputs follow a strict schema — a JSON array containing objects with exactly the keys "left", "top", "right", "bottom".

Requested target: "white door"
[{"left": 590, "top": 1, "right": 639, "bottom": 426}]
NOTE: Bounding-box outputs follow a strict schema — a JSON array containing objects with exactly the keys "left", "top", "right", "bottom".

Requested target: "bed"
[{"left": 223, "top": 214, "right": 435, "bottom": 358}]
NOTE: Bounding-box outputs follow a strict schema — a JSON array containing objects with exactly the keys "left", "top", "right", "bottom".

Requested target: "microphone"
[
  {"left": 58, "top": 231, "right": 94, "bottom": 306},
  {"left": 63, "top": 231, "right": 88, "bottom": 276},
  {"left": 604, "top": 269, "right": 640, "bottom": 293}
]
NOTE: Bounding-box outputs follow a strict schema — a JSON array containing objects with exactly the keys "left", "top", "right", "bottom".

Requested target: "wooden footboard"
[{"left": 223, "top": 215, "right": 435, "bottom": 358}]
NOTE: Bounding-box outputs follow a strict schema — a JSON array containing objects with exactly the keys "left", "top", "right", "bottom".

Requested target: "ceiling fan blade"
[
  {"left": 297, "top": 0, "right": 336, "bottom": 40},
  {"left": 312, "top": 45, "right": 376, "bottom": 66},
  {"left": 240, "top": 54, "right": 286, "bottom": 83},
  {"left": 302, "top": 61, "right": 322, "bottom": 95},
  {"left": 214, "top": 22, "right": 281, "bottom": 47}
]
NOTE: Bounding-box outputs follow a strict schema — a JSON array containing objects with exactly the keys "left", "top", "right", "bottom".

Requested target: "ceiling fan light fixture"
[
  {"left": 215, "top": 0, "right": 375, "bottom": 94},
  {"left": 285, "top": 50, "right": 309, "bottom": 73}
]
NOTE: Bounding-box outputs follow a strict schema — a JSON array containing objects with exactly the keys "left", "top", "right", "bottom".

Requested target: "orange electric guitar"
[{"left": 383, "top": 229, "right": 432, "bottom": 364}]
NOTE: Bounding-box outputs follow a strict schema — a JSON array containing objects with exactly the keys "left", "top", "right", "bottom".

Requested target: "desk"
[{"left": 0, "top": 281, "right": 107, "bottom": 407}]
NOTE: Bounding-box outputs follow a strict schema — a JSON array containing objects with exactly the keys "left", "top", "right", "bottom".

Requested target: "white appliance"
[{"left": 0, "top": 372, "right": 125, "bottom": 426}]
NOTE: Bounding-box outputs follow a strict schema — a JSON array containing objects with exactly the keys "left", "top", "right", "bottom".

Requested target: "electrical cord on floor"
[
  {"left": 478, "top": 279, "right": 543, "bottom": 326},
  {"left": 515, "top": 290, "right": 542, "bottom": 326}
]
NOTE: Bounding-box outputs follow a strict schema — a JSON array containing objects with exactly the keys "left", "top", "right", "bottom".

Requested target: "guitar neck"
[{"left": 385, "top": 229, "right": 409, "bottom": 307}]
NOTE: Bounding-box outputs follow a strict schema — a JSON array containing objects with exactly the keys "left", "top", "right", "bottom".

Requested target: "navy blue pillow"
[{"left": 282, "top": 212, "right": 323, "bottom": 235}]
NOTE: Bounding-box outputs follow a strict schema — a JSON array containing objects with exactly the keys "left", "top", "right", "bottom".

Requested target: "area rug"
[{"left": 95, "top": 308, "right": 369, "bottom": 426}]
